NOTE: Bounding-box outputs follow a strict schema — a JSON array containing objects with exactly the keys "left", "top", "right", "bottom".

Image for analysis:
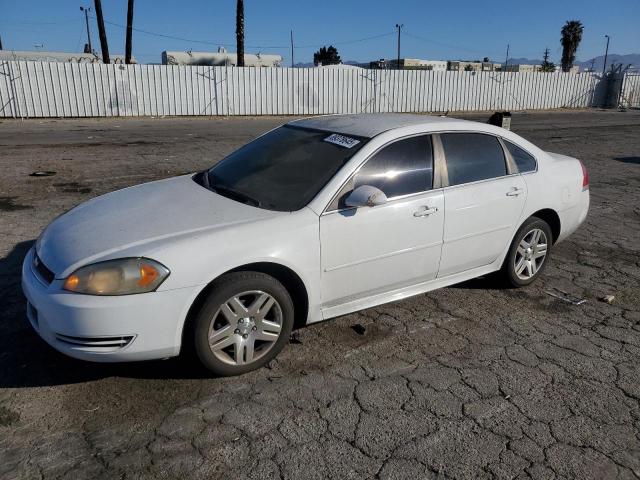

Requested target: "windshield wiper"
[{"left": 211, "top": 184, "right": 262, "bottom": 208}]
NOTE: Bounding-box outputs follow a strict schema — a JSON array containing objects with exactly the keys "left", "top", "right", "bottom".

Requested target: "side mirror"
[{"left": 344, "top": 185, "right": 388, "bottom": 208}]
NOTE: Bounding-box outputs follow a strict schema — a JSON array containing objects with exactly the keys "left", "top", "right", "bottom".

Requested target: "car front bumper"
[{"left": 21, "top": 247, "right": 199, "bottom": 362}]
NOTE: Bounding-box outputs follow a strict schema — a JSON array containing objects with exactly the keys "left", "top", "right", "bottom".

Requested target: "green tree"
[
  {"left": 540, "top": 47, "right": 556, "bottom": 72},
  {"left": 236, "top": 0, "right": 244, "bottom": 67},
  {"left": 313, "top": 46, "right": 341, "bottom": 66},
  {"left": 560, "top": 20, "right": 583, "bottom": 72}
]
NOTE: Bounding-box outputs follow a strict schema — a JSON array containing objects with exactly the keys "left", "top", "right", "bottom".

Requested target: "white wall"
[
  {"left": 0, "top": 61, "right": 605, "bottom": 118},
  {"left": 620, "top": 74, "right": 640, "bottom": 108}
]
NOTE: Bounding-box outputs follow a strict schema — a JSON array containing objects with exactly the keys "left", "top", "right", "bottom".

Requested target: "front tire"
[
  {"left": 193, "top": 271, "right": 294, "bottom": 376},
  {"left": 502, "top": 217, "right": 552, "bottom": 287}
]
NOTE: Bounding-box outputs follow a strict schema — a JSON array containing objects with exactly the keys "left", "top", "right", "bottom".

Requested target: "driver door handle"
[
  {"left": 413, "top": 206, "right": 438, "bottom": 217},
  {"left": 506, "top": 187, "right": 524, "bottom": 197}
]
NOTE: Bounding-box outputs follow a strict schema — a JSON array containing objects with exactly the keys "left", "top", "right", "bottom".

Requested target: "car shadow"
[
  {"left": 0, "top": 240, "right": 214, "bottom": 388},
  {"left": 449, "top": 274, "right": 510, "bottom": 290},
  {"left": 614, "top": 156, "right": 640, "bottom": 165}
]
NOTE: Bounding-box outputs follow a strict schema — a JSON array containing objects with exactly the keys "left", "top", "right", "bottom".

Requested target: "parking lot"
[{"left": 1, "top": 110, "right": 639, "bottom": 479}]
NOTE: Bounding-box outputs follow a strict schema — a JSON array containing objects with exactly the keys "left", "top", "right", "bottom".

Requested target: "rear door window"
[{"left": 441, "top": 133, "right": 507, "bottom": 186}]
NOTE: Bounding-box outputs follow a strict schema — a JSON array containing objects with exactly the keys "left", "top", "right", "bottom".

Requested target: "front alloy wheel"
[
  {"left": 208, "top": 291, "right": 283, "bottom": 366},
  {"left": 193, "top": 272, "right": 294, "bottom": 376}
]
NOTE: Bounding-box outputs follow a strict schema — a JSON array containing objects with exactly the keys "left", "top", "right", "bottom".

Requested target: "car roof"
[{"left": 288, "top": 113, "right": 475, "bottom": 138}]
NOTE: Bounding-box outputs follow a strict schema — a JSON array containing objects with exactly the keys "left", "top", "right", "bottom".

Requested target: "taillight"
[{"left": 580, "top": 160, "right": 589, "bottom": 189}]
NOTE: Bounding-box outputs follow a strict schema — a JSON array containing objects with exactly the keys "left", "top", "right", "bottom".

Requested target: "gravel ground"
[{"left": 0, "top": 110, "right": 639, "bottom": 480}]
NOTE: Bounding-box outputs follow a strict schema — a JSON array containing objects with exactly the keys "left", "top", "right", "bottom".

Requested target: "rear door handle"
[
  {"left": 506, "top": 187, "right": 524, "bottom": 197},
  {"left": 413, "top": 206, "right": 438, "bottom": 217}
]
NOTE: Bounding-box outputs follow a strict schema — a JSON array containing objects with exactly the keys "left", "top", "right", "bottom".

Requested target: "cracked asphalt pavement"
[{"left": 1, "top": 110, "right": 639, "bottom": 479}]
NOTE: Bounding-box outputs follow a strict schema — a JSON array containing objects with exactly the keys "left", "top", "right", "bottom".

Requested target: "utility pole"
[
  {"left": 94, "top": 0, "right": 110, "bottom": 63},
  {"left": 125, "top": 0, "right": 134, "bottom": 64},
  {"left": 590, "top": 58, "right": 595, "bottom": 72},
  {"left": 290, "top": 30, "right": 294, "bottom": 68},
  {"left": 0, "top": 35, "right": 3, "bottom": 50},
  {"left": 503, "top": 44, "right": 510, "bottom": 71},
  {"left": 602, "top": 34, "right": 610, "bottom": 75},
  {"left": 236, "top": 0, "right": 245, "bottom": 67},
  {"left": 543, "top": 48, "right": 550, "bottom": 63},
  {"left": 80, "top": 6, "right": 92, "bottom": 53},
  {"left": 395, "top": 24, "right": 403, "bottom": 70}
]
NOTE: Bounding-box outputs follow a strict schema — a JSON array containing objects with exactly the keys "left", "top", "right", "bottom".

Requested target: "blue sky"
[{"left": 1, "top": 0, "right": 638, "bottom": 65}]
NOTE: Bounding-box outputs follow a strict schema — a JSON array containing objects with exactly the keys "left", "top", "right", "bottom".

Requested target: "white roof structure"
[
  {"left": 162, "top": 51, "right": 282, "bottom": 67},
  {"left": 0, "top": 50, "right": 132, "bottom": 63},
  {"left": 316, "top": 64, "right": 364, "bottom": 70}
]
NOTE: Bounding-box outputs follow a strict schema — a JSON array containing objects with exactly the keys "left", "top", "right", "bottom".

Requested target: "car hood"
[{"left": 37, "top": 174, "right": 280, "bottom": 277}]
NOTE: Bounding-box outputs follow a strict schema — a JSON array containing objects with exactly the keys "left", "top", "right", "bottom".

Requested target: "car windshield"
[{"left": 204, "top": 125, "right": 368, "bottom": 211}]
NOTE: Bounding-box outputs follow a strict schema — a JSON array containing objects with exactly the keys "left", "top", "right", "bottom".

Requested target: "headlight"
[{"left": 63, "top": 258, "right": 170, "bottom": 295}]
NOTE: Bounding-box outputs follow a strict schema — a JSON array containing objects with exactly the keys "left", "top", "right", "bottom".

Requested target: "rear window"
[{"left": 441, "top": 133, "right": 507, "bottom": 186}]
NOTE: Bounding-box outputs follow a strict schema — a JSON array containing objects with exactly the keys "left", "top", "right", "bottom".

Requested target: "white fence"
[
  {"left": 0, "top": 60, "right": 609, "bottom": 118},
  {"left": 620, "top": 74, "right": 640, "bottom": 109}
]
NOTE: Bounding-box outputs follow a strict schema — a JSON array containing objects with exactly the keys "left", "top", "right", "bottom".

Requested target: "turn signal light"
[
  {"left": 138, "top": 263, "right": 159, "bottom": 287},
  {"left": 64, "top": 274, "right": 80, "bottom": 291}
]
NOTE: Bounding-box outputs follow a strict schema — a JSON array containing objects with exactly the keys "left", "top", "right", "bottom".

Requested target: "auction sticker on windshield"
[{"left": 324, "top": 133, "right": 361, "bottom": 149}]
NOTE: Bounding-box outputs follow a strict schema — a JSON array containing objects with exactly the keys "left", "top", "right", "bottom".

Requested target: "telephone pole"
[
  {"left": 80, "top": 6, "right": 92, "bottom": 53},
  {"left": 125, "top": 0, "right": 134, "bottom": 64},
  {"left": 395, "top": 24, "right": 403, "bottom": 70},
  {"left": 290, "top": 30, "right": 294, "bottom": 68},
  {"left": 0, "top": 35, "right": 3, "bottom": 50},
  {"left": 602, "top": 34, "right": 610, "bottom": 75},
  {"left": 503, "top": 44, "right": 510, "bottom": 71},
  {"left": 543, "top": 48, "right": 550, "bottom": 63},
  {"left": 94, "top": 0, "right": 110, "bottom": 63}
]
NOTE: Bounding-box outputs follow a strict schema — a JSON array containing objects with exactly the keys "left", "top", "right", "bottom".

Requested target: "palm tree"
[
  {"left": 236, "top": 0, "right": 244, "bottom": 67},
  {"left": 560, "top": 20, "right": 583, "bottom": 72}
]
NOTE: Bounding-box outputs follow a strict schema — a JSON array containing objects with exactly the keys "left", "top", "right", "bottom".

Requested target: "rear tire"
[
  {"left": 502, "top": 217, "right": 552, "bottom": 287},
  {"left": 193, "top": 271, "right": 294, "bottom": 376}
]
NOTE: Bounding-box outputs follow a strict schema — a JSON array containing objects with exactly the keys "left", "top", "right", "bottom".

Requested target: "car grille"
[
  {"left": 55, "top": 333, "right": 135, "bottom": 349},
  {"left": 33, "top": 253, "right": 55, "bottom": 284}
]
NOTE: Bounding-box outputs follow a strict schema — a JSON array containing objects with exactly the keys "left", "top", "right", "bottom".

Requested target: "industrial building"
[
  {"left": 388, "top": 58, "right": 448, "bottom": 70},
  {"left": 503, "top": 64, "right": 579, "bottom": 73},
  {"left": 360, "top": 58, "right": 447, "bottom": 70},
  {"left": 162, "top": 49, "right": 282, "bottom": 67},
  {"left": 447, "top": 61, "right": 501, "bottom": 72},
  {"left": 503, "top": 64, "right": 542, "bottom": 73}
]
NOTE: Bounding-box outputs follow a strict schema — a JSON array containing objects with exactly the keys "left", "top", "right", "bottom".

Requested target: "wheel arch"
[
  {"left": 529, "top": 208, "right": 561, "bottom": 244},
  {"left": 180, "top": 261, "right": 309, "bottom": 354}
]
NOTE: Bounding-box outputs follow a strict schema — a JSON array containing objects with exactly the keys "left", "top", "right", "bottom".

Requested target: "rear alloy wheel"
[
  {"left": 193, "top": 272, "right": 294, "bottom": 376},
  {"left": 503, "top": 217, "right": 553, "bottom": 287}
]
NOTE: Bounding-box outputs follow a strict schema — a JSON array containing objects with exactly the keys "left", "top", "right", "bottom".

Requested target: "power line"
[
  {"left": 404, "top": 30, "right": 498, "bottom": 56},
  {"left": 404, "top": 30, "right": 541, "bottom": 59},
  {"left": 93, "top": 16, "right": 394, "bottom": 51}
]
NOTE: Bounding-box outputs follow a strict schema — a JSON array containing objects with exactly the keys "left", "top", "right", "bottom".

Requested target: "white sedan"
[{"left": 22, "top": 114, "right": 589, "bottom": 375}]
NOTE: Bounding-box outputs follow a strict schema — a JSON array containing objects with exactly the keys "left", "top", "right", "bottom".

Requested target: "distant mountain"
[
  {"left": 293, "top": 59, "right": 362, "bottom": 68},
  {"left": 507, "top": 53, "right": 639, "bottom": 71},
  {"left": 574, "top": 54, "right": 640, "bottom": 71},
  {"left": 507, "top": 57, "right": 543, "bottom": 65}
]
